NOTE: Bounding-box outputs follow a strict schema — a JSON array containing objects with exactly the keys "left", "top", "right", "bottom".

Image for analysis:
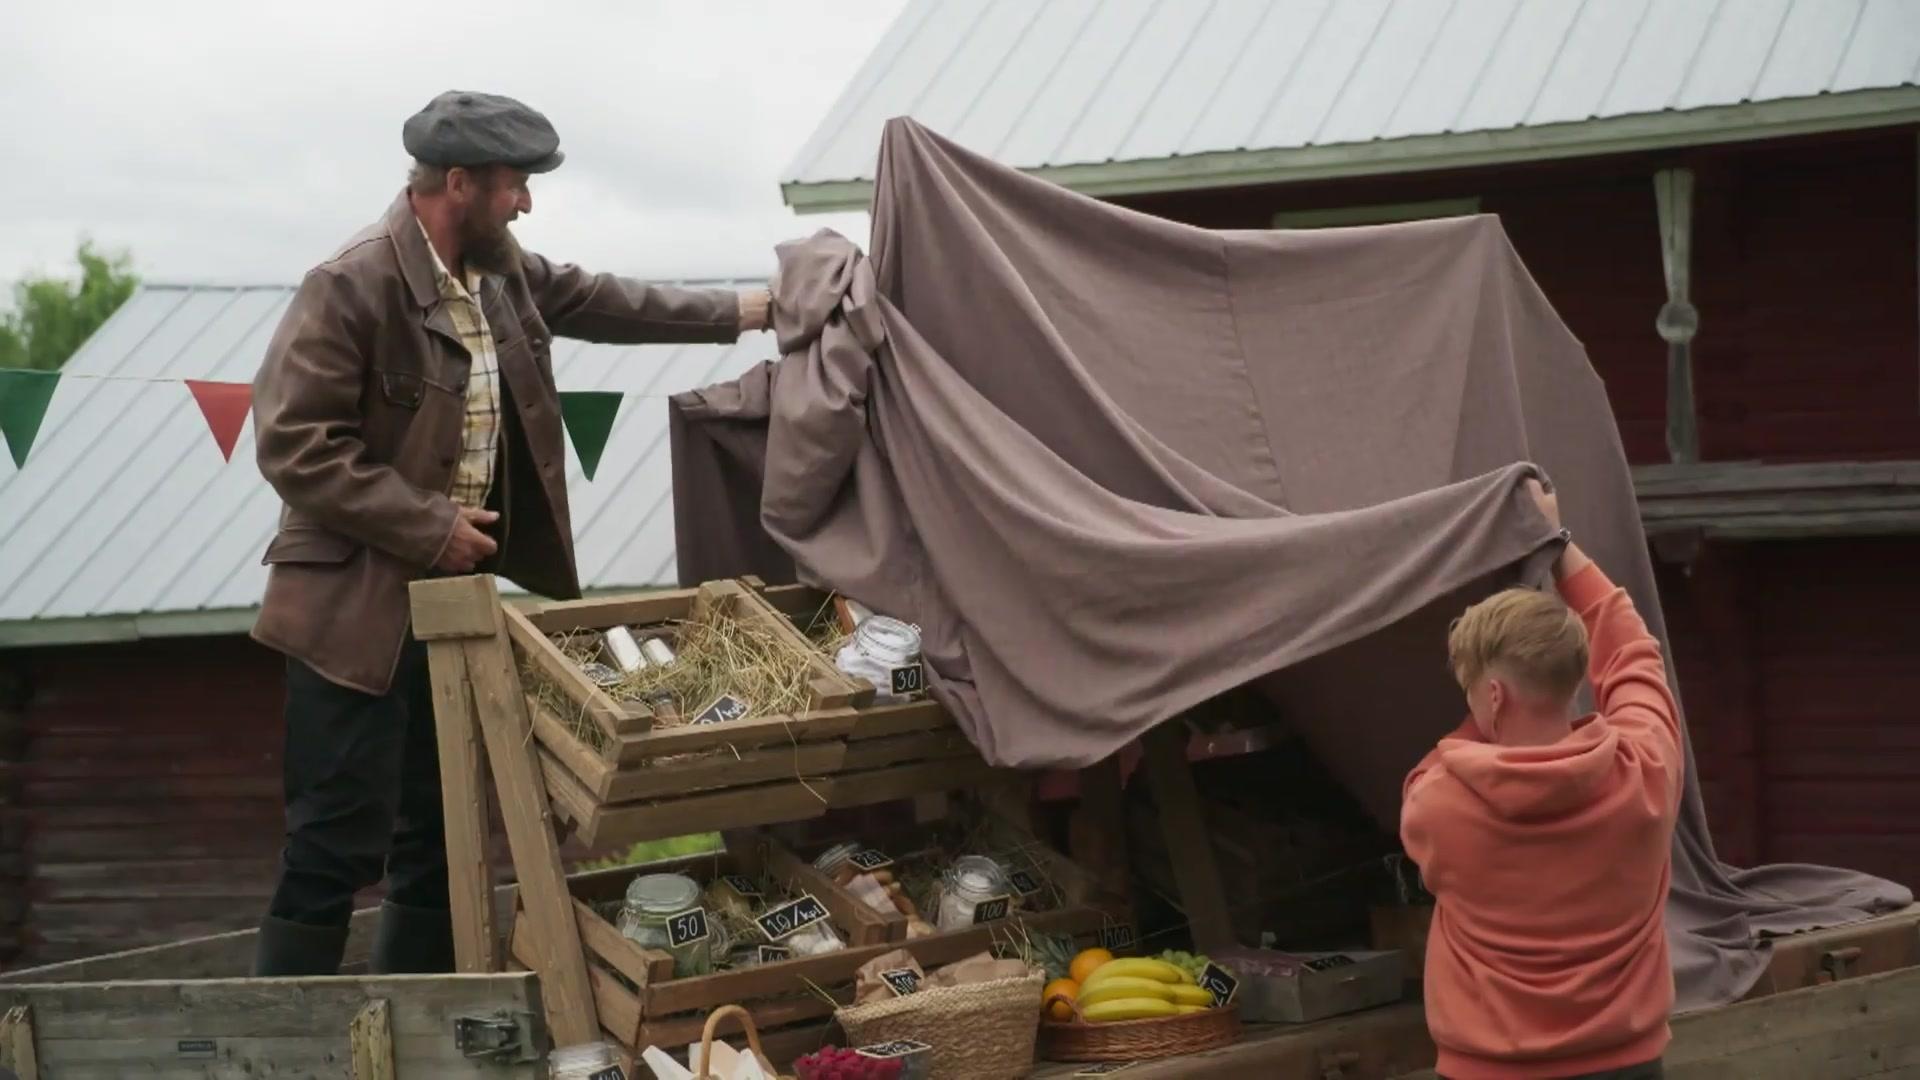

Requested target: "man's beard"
[{"left": 460, "top": 214, "right": 516, "bottom": 274}]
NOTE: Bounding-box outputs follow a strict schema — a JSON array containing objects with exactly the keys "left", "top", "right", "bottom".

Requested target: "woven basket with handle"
[
  {"left": 1037, "top": 992, "right": 1242, "bottom": 1063},
  {"left": 836, "top": 970, "right": 1045, "bottom": 1078},
  {"left": 695, "top": 1004, "right": 795, "bottom": 1080}
]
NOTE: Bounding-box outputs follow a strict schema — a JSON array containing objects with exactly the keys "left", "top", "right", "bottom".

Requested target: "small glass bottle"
[{"left": 834, "top": 615, "right": 924, "bottom": 705}]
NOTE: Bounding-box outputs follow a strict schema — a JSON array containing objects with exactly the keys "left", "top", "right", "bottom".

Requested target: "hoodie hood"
[{"left": 1434, "top": 715, "right": 1619, "bottom": 820}]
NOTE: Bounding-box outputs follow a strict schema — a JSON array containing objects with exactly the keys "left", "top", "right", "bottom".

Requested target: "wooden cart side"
[{"left": 0, "top": 973, "right": 548, "bottom": 1079}]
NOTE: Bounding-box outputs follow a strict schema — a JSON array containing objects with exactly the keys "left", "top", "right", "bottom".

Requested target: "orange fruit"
[
  {"left": 1069, "top": 947, "right": 1114, "bottom": 985},
  {"left": 1042, "top": 977, "right": 1079, "bottom": 1022}
]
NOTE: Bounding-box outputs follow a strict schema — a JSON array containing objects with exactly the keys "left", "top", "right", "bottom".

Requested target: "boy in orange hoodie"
[{"left": 1401, "top": 480, "right": 1682, "bottom": 1080}]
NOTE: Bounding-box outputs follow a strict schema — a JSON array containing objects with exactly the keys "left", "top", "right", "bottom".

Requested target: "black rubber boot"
[
  {"left": 370, "top": 901, "right": 456, "bottom": 974},
  {"left": 252, "top": 915, "right": 349, "bottom": 977}
]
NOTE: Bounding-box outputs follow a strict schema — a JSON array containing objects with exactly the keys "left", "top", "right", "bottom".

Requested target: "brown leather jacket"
[{"left": 251, "top": 190, "right": 742, "bottom": 694}]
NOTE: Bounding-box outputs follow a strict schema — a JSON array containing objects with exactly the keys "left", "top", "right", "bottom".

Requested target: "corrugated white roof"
[
  {"left": 0, "top": 283, "right": 772, "bottom": 642},
  {"left": 784, "top": 0, "right": 1920, "bottom": 201}
]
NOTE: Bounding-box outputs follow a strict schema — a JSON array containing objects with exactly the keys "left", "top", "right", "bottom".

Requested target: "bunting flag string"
[{"left": 0, "top": 367, "right": 639, "bottom": 479}]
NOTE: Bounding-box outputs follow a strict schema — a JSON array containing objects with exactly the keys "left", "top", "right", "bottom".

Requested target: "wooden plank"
[
  {"left": 840, "top": 729, "right": 975, "bottom": 771},
  {"left": 502, "top": 602, "right": 649, "bottom": 739},
  {"left": 846, "top": 701, "right": 954, "bottom": 740},
  {"left": 1741, "top": 905, "right": 1920, "bottom": 999},
  {"left": 1665, "top": 964, "right": 1920, "bottom": 1078},
  {"left": 528, "top": 695, "right": 618, "bottom": 799},
  {"left": 512, "top": 902, "right": 673, "bottom": 992},
  {"left": 0, "top": 904, "right": 386, "bottom": 984},
  {"left": 538, "top": 748, "right": 600, "bottom": 836},
  {"left": 607, "top": 709, "right": 859, "bottom": 760},
  {"left": 587, "top": 777, "right": 837, "bottom": 849},
  {"left": 511, "top": 924, "right": 641, "bottom": 1054},
  {"left": 349, "top": 999, "right": 394, "bottom": 1080},
  {"left": 761, "top": 837, "right": 901, "bottom": 947},
  {"left": 638, "top": 990, "right": 844, "bottom": 1050},
  {"left": 1142, "top": 720, "right": 1234, "bottom": 952},
  {"left": 0, "top": 1004, "right": 36, "bottom": 1080},
  {"left": 408, "top": 575, "right": 503, "bottom": 641},
  {"left": 603, "top": 739, "right": 849, "bottom": 803},
  {"left": 425, "top": 639, "right": 499, "bottom": 973},
  {"left": 0, "top": 974, "right": 542, "bottom": 1040},
  {"left": 1632, "top": 459, "right": 1920, "bottom": 496},
  {"left": 525, "top": 587, "right": 701, "bottom": 636},
  {"left": 825, "top": 756, "right": 1002, "bottom": 809},
  {"left": 458, "top": 577, "right": 600, "bottom": 1048}
]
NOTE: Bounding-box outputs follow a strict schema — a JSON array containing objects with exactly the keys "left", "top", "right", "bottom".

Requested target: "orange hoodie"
[{"left": 1400, "top": 562, "right": 1683, "bottom": 1080}]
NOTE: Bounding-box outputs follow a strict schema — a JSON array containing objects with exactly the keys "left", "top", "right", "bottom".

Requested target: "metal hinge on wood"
[
  {"left": 454, "top": 1010, "right": 543, "bottom": 1064},
  {"left": 1819, "top": 946, "right": 1863, "bottom": 983}
]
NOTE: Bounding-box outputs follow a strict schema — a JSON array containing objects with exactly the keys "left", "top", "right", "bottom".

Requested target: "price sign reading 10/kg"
[{"left": 753, "top": 894, "right": 831, "bottom": 942}]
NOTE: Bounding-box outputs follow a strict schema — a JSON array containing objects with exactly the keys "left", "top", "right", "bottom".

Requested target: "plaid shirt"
[{"left": 417, "top": 218, "right": 500, "bottom": 509}]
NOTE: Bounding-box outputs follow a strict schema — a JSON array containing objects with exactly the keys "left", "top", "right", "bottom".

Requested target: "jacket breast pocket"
[{"left": 378, "top": 368, "right": 425, "bottom": 409}]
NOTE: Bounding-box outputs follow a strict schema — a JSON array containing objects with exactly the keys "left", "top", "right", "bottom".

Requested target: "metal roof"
[
  {"left": 783, "top": 0, "right": 1920, "bottom": 210},
  {"left": 0, "top": 282, "right": 772, "bottom": 646}
]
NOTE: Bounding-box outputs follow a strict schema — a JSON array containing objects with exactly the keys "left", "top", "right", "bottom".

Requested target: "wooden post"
[
  {"left": 1141, "top": 721, "right": 1233, "bottom": 951},
  {"left": 1070, "top": 756, "right": 1132, "bottom": 904},
  {"left": 422, "top": 639, "right": 499, "bottom": 973},
  {"left": 0, "top": 1004, "right": 36, "bottom": 1080},
  {"left": 410, "top": 574, "right": 600, "bottom": 1048},
  {"left": 1654, "top": 166, "right": 1700, "bottom": 464},
  {"left": 348, "top": 999, "right": 395, "bottom": 1080}
]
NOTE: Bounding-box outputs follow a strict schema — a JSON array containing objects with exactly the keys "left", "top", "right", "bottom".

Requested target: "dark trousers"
[{"left": 266, "top": 639, "right": 448, "bottom": 926}]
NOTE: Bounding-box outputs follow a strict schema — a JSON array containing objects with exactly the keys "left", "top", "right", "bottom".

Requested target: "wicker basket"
[
  {"left": 1038, "top": 1003, "right": 1242, "bottom": 1063},
  {"left": 836, "top": 971, "right": 1046, "bottom": 1079},
  {"left": 694, "top": 1004, "right": 794, "bottom": 1080}
]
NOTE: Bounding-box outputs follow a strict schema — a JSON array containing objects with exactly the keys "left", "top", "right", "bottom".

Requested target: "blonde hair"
[{"left": 1447, "top": 587, "right": 1589, "bottom": 701}]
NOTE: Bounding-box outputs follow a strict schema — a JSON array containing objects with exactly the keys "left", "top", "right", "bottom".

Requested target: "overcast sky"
[{"left": 0, "top": 1, "right": 904, "bottom": 288}]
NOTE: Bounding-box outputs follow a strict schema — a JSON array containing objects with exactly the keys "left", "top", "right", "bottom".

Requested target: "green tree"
[{"left": 0, "top": 240, "right": 139, "bottom": 371}]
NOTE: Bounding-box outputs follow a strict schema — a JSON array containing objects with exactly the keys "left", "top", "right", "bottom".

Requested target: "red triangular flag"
[{"left": 185, "top": 380, "right": 252, "bottom": 462}]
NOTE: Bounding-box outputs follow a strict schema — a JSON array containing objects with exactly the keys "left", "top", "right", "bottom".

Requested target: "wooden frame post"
[
  {"left": 1142, "top": 720, "right": 1234, "bottom": 952},
  {"left": 0, "top": 1004, "right": 36, "bottom": 1079},
  {"left": 1654, "top": 165, "right": 1700, "bottom": 464},
  {"left": 411, "top": 574, "right": 600, "bottom": 1047}
]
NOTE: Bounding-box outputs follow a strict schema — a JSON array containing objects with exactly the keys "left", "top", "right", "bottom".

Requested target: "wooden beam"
[
  {"left": 1654, "top": 166, "right": 1699, "bottom": 465},
  {"left": 424, "top": 640, "right": 498, "bottom": 973},
  {"left": 1142, "top": 720, "right": 1234, "bottom": 952},
  {"left": 455, "top": 576, "right": 600, "bottom": 1047},
  {"left": 1633, "top": 459, "right": 1920, "bottom": 539},
  {"left": 408, "top": 575, "right": 503, "bottom": 641},
  {"left": 348, "top": 999, "right": 394, "bottom": 1080},
  {"left": 0, "top": 1004, "right": 36, "bottom": 1080}
]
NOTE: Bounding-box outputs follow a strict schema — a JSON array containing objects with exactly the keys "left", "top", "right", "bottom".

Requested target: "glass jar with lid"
[
  {"left": 616, "top": 873, "right": 720, "bottom": 976},
  {"left": 935, "top": 855, "right": 1012, "bottom": 931},
  {"left": 834, "top": 616, "right": 923, "bottom": 705}
]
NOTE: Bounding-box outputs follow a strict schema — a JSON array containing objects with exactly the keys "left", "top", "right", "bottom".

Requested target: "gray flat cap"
[{"left": 402, "top": 90, "right": 564, "bottom": 173}]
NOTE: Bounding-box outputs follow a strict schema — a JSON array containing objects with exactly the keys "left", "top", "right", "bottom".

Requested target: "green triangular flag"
[
  {"left": 558, "top": 390, "right": 622, "bottom": 481},
  {"left": 0, "top": 368, "right": 61, "bottom": 468}
]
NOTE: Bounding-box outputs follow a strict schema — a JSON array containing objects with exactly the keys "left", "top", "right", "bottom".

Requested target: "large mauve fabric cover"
[{"left": 668, "top": 118, "right": 1909, "bottom": 1010}]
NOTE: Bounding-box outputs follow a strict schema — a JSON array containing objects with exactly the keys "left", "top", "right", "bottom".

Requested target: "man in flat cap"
[{"left": 247, "top": 91, "right": 772, "bottom": 975}]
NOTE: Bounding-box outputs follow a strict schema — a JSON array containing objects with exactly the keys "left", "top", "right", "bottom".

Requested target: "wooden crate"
[
  {"left": 514, "top": 831, "right": 1113, "bottom": 1059},
  {"left": 514, "top": 579, "right": 996, "bottom": 848},
  {"left": 773, "top": 804, "right": 1128, "bottom": 947}
]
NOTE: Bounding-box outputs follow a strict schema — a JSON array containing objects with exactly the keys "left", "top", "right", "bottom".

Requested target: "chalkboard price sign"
[
  {"left": 1198, "top": 961, "right": 1240, "bottom": 1008},
  {"left": 665, "top": 907, "right": 709, "bottom": 949},
  {"left": 693, "top": 693, "right": 749, "bottom": 725},
  {"left": 857, "top": 1039, "right": 931, "bottom": 1060},
  {"left": 1008, "top": 869, "right": 1043, "bottom": 896},
  {"left": 757, "top": 945, "right": 791, "bottom": 963},
  {"left": 878, "top": 968, "right": 922, "bottom": 996},
  {"left": 889, "top": 663, "right": 924, "bottom": 696},
  {"left": 1304, "top": 954, "right": 1355, "bottom": 972},
  {"left": 971, "top": 895, "right": 1012, "bottom": 924},
  {"left": 754, "top": 894, "right": 831, "bottom": 941},
  {"left": 587, "top": 1067, "right": 627, "bottom": 1080},
  {"left": 1098, "top": 923, "right": 1137, "bottom": 951},
  {"left": 718, "top": 874, "right": 763, "bottom": 898},
  {"left": 847, "top": 849, "right": 894, "bottom": 872}
]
